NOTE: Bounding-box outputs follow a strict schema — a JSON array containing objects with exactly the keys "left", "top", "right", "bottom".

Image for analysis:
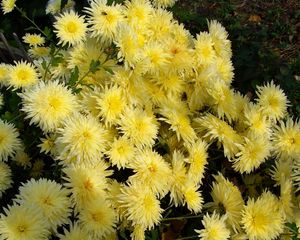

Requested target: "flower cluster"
[{"left": 0, "top": 0, "right": 300, "bottom": 239}]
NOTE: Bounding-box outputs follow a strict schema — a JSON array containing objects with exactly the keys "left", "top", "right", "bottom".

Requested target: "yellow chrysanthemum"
[
  {"left": 186, "top": 139, "right": 208, "bottom": 185},
  {"left": 233, "top": 136, "right": 271, "bottom": 174},
  {"left": 56, "top": 114, "right": 109, "bottom": 164},
  {"left": 152, "top": 0, "right": 177, "bottom": 8},
  {"left": 19, "top": 81, "right": 78, "bottom": 132},
  {"left": 0, "top": 204, "right": 50, "bottom": 240},
  {"left": 0, "top": 162, "right": 12, "bottom": 197},
  {"left": 54, "top": 11, "right": 87, "bottom": 46},
  {"left": 16, "top": 178, "right": 71, "bottom": 229},
  {"left": 85, "top": 0, "right": 124, "bottom": 42},
  {"left": 210, "top": 173, "right": 244, "bottom": 232},
  {"left": 270, "top": 158, "right": 292, "bottom": 184},
  {"left": 22, "top": 33, "right": 45, "bottom": 46},
  {"left": 118, "top": 108, "right": 158, "bottom": 148},
  {"left": 256, "top": 81, "right": 289, "bottom": 121},
  {"left": 0, "top": 120, "right": 21, "bottom": 161},
  {"left": 208, "top": 20, "right": 232, "bottom": 60},
  {"left": 241, "top": 191, "right": 284, "bottom": 240},
  {"left": 1, "top": 0, "right": 16, "bottom": 14},
  {"left": 8, "top": 61, "right": 38, "bottom": 89},
  {"left": 0, "top": 63, "right": 10, "bottom": 86},
  {"left": 215, "top": 57, "right": 234, "bottom": 84},
  {"left": 107, "top": 136, "right": 136, "bottom": 169},
  {"left": 129, "top": 149, "right": 171, "bottom": 197},
  {"left": 63, "top": 162, "right": 111, "bottom": 209},
  {"left": 38, "top": 134, "right": 57, "bottom": 155},
  {"left": 183, "top": 180, "right": 203, "bottom": 213},
  {"left": 96, "top": 85, "right": 126, "bottom": 126},
  {"left": 153, "top": 72, "right": 185, "bottom": 96},
  {"left": 58, "top": 222, "right": 88, "bottom": 240},
  {"left": 124, "top": 0, "right": 153, "bottom": 28},
  {"left": 13, "top": 148, "right": 31, "bottom": 168},
  {"left": 0, "top": 94, "right": 3, "bottom": 109},
  {"left": 169, "top": 150, "right": 188, "bottom": 207},
  {"left": 271, "top": 118, "right": 300, "bottom": 159},
  {"left": 194, "top": 32, "right": 216, "bottom": 66},
  {"left": 79, "top": 196, "right": 117, "bottom": 239},
  {"left": 195, "top": 212, "right": 230, "bottom": 240},
  {"left": 118, "top": 183, "right": 163, "bottom": 229},
  {"left": 28, "top": 46, "right": 51, "bottom": 58},
  {"left": 131, "top": 224, "right": 146, "bottom": 240}
]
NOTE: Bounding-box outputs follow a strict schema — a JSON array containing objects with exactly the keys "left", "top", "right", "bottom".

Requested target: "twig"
[{"left": 162, "top": 214, "right": 203, "bottom": 221}]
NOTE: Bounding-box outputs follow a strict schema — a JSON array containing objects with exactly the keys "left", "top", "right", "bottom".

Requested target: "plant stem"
[
  {"left": 162, "top": 214, "right": 203, "bottom": 221},
  {"left": 15, "top": 7, "right": 49, "bottom": 39},
  {"left": 176, "top": 236, "right": 198, "bottom": 240}
]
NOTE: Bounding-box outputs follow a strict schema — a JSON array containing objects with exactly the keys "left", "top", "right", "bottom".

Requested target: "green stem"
[
  {"left": 43, "top": 47, "right": 62, "bottom": 80},
  {"left": 176, "top": 236, "right": 198, "bottom": 240},
  {"left": 8, "top": 112, "right": 25, "bottom": 123},
  {"left": 162, "top": 214, "right": 203, "bottom": 221},
  {"left": 15, "top": 7, "right": 49, "bottom": 39}
]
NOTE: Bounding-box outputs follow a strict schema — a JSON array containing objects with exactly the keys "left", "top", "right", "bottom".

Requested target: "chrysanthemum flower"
[
  {"left": 0, "top": 63, "right": 10, "bottom": 86},
  {"left": 118, "top": 108, "right": 158, "bottom": 148},
  {"left": 78, "top": 196, "right": 117, "bottom": 239},
  {"left": 195, "top": 212, "right": 230, "bottom": 240},
  {"left": 28, "top": 46, "right": 51, "bottom": 58},
  {"left": 46, "top": 0, "right": 75, "bottom": 15},
  {"left": 270, "top": 158, "right": 292, "bottom": 184},
  {"left": 13, "top": 147, "right": 31, "bottom": 168},
  {"left": 0, "top": 204, "right": 50, "bottom": 240},
  {"left": 85, "top": 0, "right": 124, "bottom": 42},
  {"left": 210, "top": 173, "right": 244, "bottom": 232},
  {"left": 38, "top": 134, "right": 57, "bottom": 155},
  {"left": 278, "top": 179, "right": 295, "bottom": 221},
  {"left": 169, "top": 150, "right": 188, "bottom": 207},
  {"left": 0, "top": 120, "right": 21, "bottom": 161},
  {"left": 63, "top": 162, "right": 111, "bottom": 209},
  {"left": 0, "top": 94, "right": 3, "bottom": 109},
  {"left": 118, "top": 183, "right": 163, "bottom": 229},
  {"left": 153, "top": 72, "right": 185, "bottom": 96},
  {"left": 215, "top": 57, "right": 234, "bottom": 84},
  {"left": 107, "top": 136, "right": 136, "bottom": 169},
  {"left": 129, "top": 149, "right": 171, "bottom": 197},
  {"left": 16, "top": 178, "right": 72, "bottom": 229},
  {"left": 57, "top": 222, "right": 88, "bottom": 240},
  {"left": 0, "top": 162, "right": 12, "bottom": 197},
  {"left": 208, "top": 20, "right": 232, "bottom": 60},
  {"left": 194, "top": 32, "right": 216, "bottom": 66},
  {"left": 96, "top": 85, "right": 126, "bottom": 126},
  {"left": 54, "top": 11, "right": 87, "bottom": 46},
  {"left": 153, "top": 0, "right": 177, "bottom": 8},
  {"left": 22, "top": 33, "right": 45, "bottom": 46},
  {"left": 8, "top": 61, "right": 38, "bottom": 89},
  {"left": 56, "top": 114, "right": 109, "bottom": 164},
  {"left": 241, "top": 191, "right": 284, "bottom": 240},
  {"left": 256, "top": 81, "right": 289, "bottom": 121},
  {"left": 131, "top": 224, "right": 146, "bottom": 240},
  {"left": 233, "top": 136, "right": 271, "bottom": 174},
  {"left": 124, "top": 0, "right": 153, "bottom": 28},
  {"left": 186, "top": 139, "right": 208, "bottom": 185},
  {"left": 1, "top": 0, "right": 16, "bottom": 14},
  {"left": 292, "top": 160, "right": 300, "bottom": 193},
  {"left": 19, "top": 81, "right": 78, "bottom": 132},
  {"left": 183, "top": 180, "right": 203, "bottom": 213},
  {"left": 271, "top": 118, "right": 300, "bottom": 159}
]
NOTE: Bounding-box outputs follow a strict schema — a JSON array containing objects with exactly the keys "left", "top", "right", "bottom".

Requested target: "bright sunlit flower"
[
  {"left": 54, "top": 10, "right": 87, "bottom": 46},
  {"left": 23, "top": 33, "right": 45, "bottom": 46},
  {"left": 19, "top": 81, "right": 78, "bottom": 132},
  {"left": 0, "top": 120, "right": 21, "bottom": 161},
  {"left": 1, "top": 0, "right": 16, "bottom": 14},
  {"left": 8, "top": 61, "right": 38, "bottom": 89}
]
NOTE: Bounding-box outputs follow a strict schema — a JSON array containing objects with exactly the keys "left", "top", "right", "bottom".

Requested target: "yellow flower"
[
  {"left": 8, "top": 61, "right": 38, "bottom": 89},
  {"left": 271, "top": 118, "right": 300, "bottom": 159},
  {"left": 129, "top": 149, "right": 172, "bottom": 197},
  {"left": 63, "top": 162, "right": 111, "bottom": 210},
  {"left": 1, "top": 0, "right": 16, "bottom": 14},
  {"left": 28, "top": 46, "right": 51, "bottom": 58},
  {"left": 118, "top": 183, "right": 163, "bottom": 229},
  {"left": 183, "top": 180, "right": 203, "bottom": 213},
  {"left": 38, "top": 134, "right": 57, "bottom": 155},
  {"left": 0, "top": 63, "right": 9, "bottom": 86},
  {"left": 58, "top": 222, "right": 88, "bottom": 240},
  {"left": 79, "top": 196, "right": 117, "bottom": 239},
  {"left": 0, "top": 120, "right": 21, "bottom": 161},
  {"left": 56, "top": 114, "right": 109, "bottom": 164},
  {"left": 54, "top": 11, "right": 87, "bottom": 46},
  {"left": 107, "top": 136, "right": 136, "bottom": 169},
  {"left": 0, "top": 162, "right": 12, "bottom": 197},
  {"left": 195, "top": 212, "right": 230, "bottom": 240},
  {"left": 0, "top": 204, "right": 50, "bottom": 240},
  {"left": 22, "top": 33, "right": 45, "bottom": 46},
  {"left": 19, "top": 81, "right": 78, "bottom": 132},
  {"left": 256, "top": 81, "right": 289, "bottom": 121},
  {"left": 194, "top": 32, "right": 216, "bottom": 66},
  {"left": 85, "top": 0, "right": 124, "bottom": 43},
  {"left": 210, "top": 173, "right": 244, "bottom": 232},
  {"left": 46, "top": 0, "right": 75, "bottom": 15},
  {"left": 124, "top": 0, "right": 153, "bottom": 28},
  {"left": 233, "top": 136, "right": 271, "bottom": 174},
  {"left": 13, "top": 147, "right": 31, "bottom": 168},
  {"left": 118, "top": 107, "right": 158, "bottom": 148},
  {"left": 241, "top": 191, "right": 284, "bottom": 240},
  {"left": 0, "top": 94, "right": 3, "bottom": 109},
  {"left": 16, "top": 178, "right": 71, "bottom": 229},
  {"left": 153, "top": 0, "right": 176, "bottom": 8}
]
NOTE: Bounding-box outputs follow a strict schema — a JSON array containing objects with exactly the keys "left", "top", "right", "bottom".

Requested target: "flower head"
[
  {"left": 54, "top": 11, "right": 87, "bottom": 46},
  {"left": 1, "top": 0, "right": 16, "bottom": 14},
  {"left": 0, "top": 162, "right": 12, "bottom": 197},
  {"left": 23, "top": 33, "right": 45, "bottom": 46}
]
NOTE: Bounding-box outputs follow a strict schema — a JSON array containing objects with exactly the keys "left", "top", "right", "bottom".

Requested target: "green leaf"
[
  {"left": 89, "top": 59, "right": 101, "bottom": 74},
  {"left": 103, "top": 67, "right": 114, "bottom": 75},
  {"left": 69, "top": 66, "right": 79, "bottom": 87}
]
